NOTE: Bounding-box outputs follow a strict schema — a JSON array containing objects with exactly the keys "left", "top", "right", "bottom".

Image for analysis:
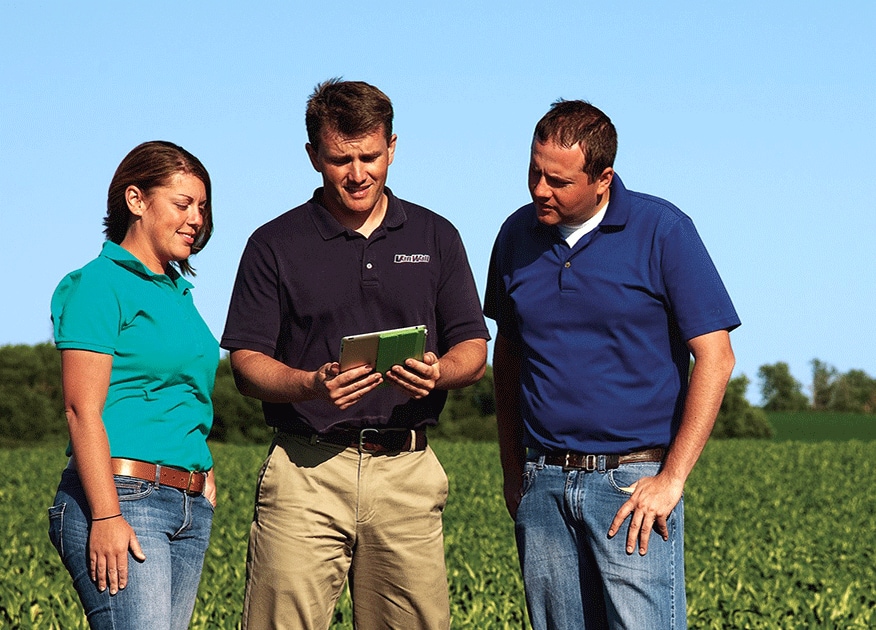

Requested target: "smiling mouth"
[
  {"left": 345, "top": 184, "right": 371, "bottom": 197},
  {"left": 178, "top": 232, "right": 197, "bottom": 245}
]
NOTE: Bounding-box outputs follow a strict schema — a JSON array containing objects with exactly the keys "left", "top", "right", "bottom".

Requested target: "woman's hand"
[{"left": 89, "top": 516, "right": 145, "bottom": 595}]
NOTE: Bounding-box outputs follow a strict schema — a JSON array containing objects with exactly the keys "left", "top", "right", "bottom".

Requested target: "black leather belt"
[
  {"left": 287, "top": 427, "right": 427, "bottom": 453},
  {"left": 541, "top": 447, "right": 665, "bottom": 472}
]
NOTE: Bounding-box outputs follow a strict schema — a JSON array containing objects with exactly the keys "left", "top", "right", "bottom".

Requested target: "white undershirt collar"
[{"left": 556, "top": 203, "right": 609, "bottom": 247}]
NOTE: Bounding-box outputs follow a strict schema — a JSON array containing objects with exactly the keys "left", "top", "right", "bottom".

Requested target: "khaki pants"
[{"left": 242, "top": 431, "right": 451, "bottom": 630}]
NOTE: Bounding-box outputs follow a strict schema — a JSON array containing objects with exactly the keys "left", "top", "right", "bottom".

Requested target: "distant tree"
[
  {"left": 433, "top": 365, "right": 497, "bottom": 441},
  {"left": 0, "top": 343, "right": 66, "bottom": 444},
  {"left": 712, "top": 374, "right": 774, "bottom": 439},
  {"left": 830, "top": 369, "right": 876, "bottom": 414},
  {"left": 810, "top": 359, "right": 838, "bottom": 411},
  {"left": 210, "top": 357, "right": 273, "bottom": 444},
  {"left": 758, "top": 362, "right": 809, "bottom": 411}
]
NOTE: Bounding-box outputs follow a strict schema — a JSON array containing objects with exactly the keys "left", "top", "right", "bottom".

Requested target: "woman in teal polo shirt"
[{"left": 48, "top": 141, "right": 219, "bottom": 629}]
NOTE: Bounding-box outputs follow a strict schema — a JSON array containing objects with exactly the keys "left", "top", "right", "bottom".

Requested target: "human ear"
[
  {"left": 386, "top": 134, "right": 398, "bottom": 166},
  {"left": 126, "top": 186, "right": 146, "bottom": 215},
  {"left": 305, "top": 143, "right": 322, "bottom": 173},
  {"left": 596, "top": 168, "right": 614, "bottom": 195}
]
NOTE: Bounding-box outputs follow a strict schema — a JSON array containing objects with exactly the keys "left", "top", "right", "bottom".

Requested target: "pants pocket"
[
  {"left": 47, "top": 502, "right": 66, "bottom": 557},
  {"left": 607, "top": 462, "right": 661, "bottom": 495},
  {"left": 114, "top": 476, "right": 154, "bottom": 501},
  {"left": 520, "top": 461, "right": 537, "bottom": 498}
]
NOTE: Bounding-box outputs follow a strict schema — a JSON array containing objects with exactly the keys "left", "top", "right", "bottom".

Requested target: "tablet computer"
[{"left": 339, "top": 325, "right": 427, "bottom": 374}]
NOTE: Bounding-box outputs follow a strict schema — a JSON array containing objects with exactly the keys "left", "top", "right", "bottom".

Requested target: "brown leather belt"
[
  {"left": 111, "top": 458, "right": 206, "bottom": 495},
  {"left": 288, "top": 428, "right": 427, "bottom": 453},
  {"left": 542, "top": 447, "right": 666, "bottom": 472}
]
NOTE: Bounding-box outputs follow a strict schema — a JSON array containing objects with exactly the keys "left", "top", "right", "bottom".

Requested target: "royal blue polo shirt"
[
  {"left": 52, "top": 241, "right": 219, "bottom": 470},
  {"left": 485, "top": 175, "right": 740, "bottom": 454},
  {"left": 221, "top": 187, "right": 490, "bottom": 433}
]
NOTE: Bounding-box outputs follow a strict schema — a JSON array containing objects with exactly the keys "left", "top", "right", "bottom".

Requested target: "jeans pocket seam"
[
  {"left": 607, "top": 462, "right": 661, "bottom": 495},
  {"left": 520, "top": 462, "right": 537, "bottom": 497},
  {"left": 115, "top": 477, "right": 155, "bottom": 502},
  {"left": 48, "top": 502, "right": 66, "bottom": 557}
]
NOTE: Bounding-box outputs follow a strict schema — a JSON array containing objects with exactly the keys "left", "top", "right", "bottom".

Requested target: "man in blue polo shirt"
[
  {"left": 222, "top": 79, "right": 489, "bottom": 629},
  {"left": 485, "top": 100, "right": 740, "bottom": 629}
]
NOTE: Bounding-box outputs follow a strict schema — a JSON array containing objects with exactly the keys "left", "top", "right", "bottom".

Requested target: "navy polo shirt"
[
  {"left": 222, "top": 187, "right": 489, "bottom": 433},
  {"left": 485, "top": 175, "right": 740, "bottom": 454}
]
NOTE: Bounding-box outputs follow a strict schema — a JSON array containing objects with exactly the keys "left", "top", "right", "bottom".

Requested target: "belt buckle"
[
  {"left": 359, "top": 428, "right": 381, "bottom": 454},
  {"left": 185, "top": 471, "right": 200, "bottom": 495},
  {"left": 564, "top": 452, "right": 598, "bottom": 472}
]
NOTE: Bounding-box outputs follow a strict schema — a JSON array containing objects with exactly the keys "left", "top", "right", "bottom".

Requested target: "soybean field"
[{"left": 2, "top": 440, "right": 874, "bottom": 628}]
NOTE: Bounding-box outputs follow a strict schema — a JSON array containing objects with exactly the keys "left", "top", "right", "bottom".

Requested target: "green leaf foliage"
[
  {"left": 767, "top": 411, "right": 876, "bottom": 442},
  {"left": 6, "top": 440, "right": 876, "bottom": 628},
  {"left": 758, "top": 362, "right": 810, "bottom": 411},
  {"left": 0, "top": 343, "right": 66, "bottom": 445},
  {"left": 433, "top": 365, "right": 498, "bottom": 441},
  {"left": 209, "top": 358, "right": 273, "bottom": 444},
  {"left": 713, "top": 375, "right": 774, "bottom": 439}
]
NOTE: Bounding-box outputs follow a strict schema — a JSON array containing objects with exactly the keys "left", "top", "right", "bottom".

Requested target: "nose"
[
  {"left": 348, "top": 159, "right": 366, "bottom": 183},
  {"left": 531, "top": 176, "right": 550, "bottom": 201},
  {"left": 189, "top": 206, "right": 204, "bottom": 228}
]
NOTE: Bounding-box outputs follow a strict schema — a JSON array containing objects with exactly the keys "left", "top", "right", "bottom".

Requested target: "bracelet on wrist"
[{"left": 91, "top": 513, "right": 122, "bottom": 522}]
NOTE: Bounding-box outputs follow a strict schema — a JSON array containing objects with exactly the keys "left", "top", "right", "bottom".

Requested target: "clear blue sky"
[{"left": 2, "top": 1, "right": 874, "bottom": 403}]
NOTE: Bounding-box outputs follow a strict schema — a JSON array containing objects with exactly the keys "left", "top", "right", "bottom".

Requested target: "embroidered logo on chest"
[{"left": 394, "top": 254, "right": 431, "bottom": 263}]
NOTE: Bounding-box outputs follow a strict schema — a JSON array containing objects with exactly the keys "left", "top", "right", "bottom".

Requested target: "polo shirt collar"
[
  {"left": 99, "top": 240, "right": 192, "bottom": 291},
  {"left": 308, "top": 187, "right": 407, "bottom": 240},
  {"left": 528, "top": 173, "right": 631, "bottom": 235},
  {"left": 601, "top": 174, "right": 630, "bottom": 229}
]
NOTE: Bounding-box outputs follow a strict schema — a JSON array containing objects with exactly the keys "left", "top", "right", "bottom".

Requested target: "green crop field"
[
  {"left": 2, "top": 440, "right": 874, "bottom": 628},
  {"left": 767, "top": 411, "right": 876, "bottom": 442}
]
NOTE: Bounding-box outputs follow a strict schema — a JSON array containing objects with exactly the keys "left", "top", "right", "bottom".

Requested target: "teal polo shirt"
[{"left": 52, "top": 241, "right": 219, "bottom": 470}]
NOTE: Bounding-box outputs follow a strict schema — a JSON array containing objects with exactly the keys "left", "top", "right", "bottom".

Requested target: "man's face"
[
  {"left": 306, "top": 125, "right": 396, "bottom": 222},
  {"left": 528, "top": 138, "right": 613, "bottom": 226}
]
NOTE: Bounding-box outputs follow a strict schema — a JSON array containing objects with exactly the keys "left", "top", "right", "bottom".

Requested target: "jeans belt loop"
[
  {"left": 597, "top": 454, "right": 607, "bottom": 473},
  {"left": 154, "top": 464, "right": 162, "bottom": 486}
]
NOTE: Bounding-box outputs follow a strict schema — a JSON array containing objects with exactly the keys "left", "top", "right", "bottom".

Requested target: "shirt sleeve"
[
  {"left": 221, "top": 236, "right": 283, "bottom": 356},
  {"left": 433, "top": 229, "right": 490, "bottom": 353},
  {"left": 483, "top": 228, "right": 521, "bottom": 345},
  {"left": 660, "top": 216, "right": 741, "bottom": 341},
  {"left": 51, "top": 269, "right": 120, "bottom": 354}
]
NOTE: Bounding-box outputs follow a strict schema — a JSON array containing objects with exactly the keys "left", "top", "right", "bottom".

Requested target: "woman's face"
[{"left": 124, "top": 172, "right": 207, "bottom": 274}]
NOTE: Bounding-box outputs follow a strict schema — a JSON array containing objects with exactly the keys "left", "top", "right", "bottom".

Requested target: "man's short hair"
[
  {"left": 534, "top": 100, "right": 617, "bottom": 182},
  {"left": 305, "top": 78, "right": 394, "bottom": 149}
]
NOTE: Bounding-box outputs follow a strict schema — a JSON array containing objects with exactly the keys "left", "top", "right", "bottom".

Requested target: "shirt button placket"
[{"left": 560, "top": 259, "right": 572, "bottom": 290}]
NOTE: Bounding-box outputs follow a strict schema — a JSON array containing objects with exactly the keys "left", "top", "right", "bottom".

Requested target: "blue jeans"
[
  {"left": 515, "top": 457, "right": 686, "bottom": 630},
  {"left": 48, "top": 468, "right": 213, "bottom": 630}
]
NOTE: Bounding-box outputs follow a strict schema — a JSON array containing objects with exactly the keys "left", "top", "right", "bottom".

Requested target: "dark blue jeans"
[{"left": 48, "top": 468, "right": 213, "bottom": 629}]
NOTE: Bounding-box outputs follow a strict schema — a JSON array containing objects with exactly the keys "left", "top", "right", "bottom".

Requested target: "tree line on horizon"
[{"left": 1, "top": 342, "right": 873, "bottom": 446}]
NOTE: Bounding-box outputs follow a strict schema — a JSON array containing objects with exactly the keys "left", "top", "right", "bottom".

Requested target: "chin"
[{"left": 343, "top": 199, "right": 378, "bottom": 214}]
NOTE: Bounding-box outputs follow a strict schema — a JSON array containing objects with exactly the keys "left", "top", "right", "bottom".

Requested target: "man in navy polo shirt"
[
  {"left": 485, "top": 100, "right": 740, "bottom": 629},
  {"left": 222, "top": 79, "right": 489, "bottom": 630}
]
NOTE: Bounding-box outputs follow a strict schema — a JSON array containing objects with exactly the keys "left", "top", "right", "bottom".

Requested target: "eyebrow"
[{"left": 326, "top": 150, "right": 383, "bottom": 161}]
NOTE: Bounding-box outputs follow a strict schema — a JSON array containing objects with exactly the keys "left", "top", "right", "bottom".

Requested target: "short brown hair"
[
  {"left": 104, "top": 141, "right": 213, "bottom": 276},
  {"left": 534, "top": 100, "right": 617, "bottom": 182},
  {"left": 305, "top": 78, "right": 394, "bottom": 149}
]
